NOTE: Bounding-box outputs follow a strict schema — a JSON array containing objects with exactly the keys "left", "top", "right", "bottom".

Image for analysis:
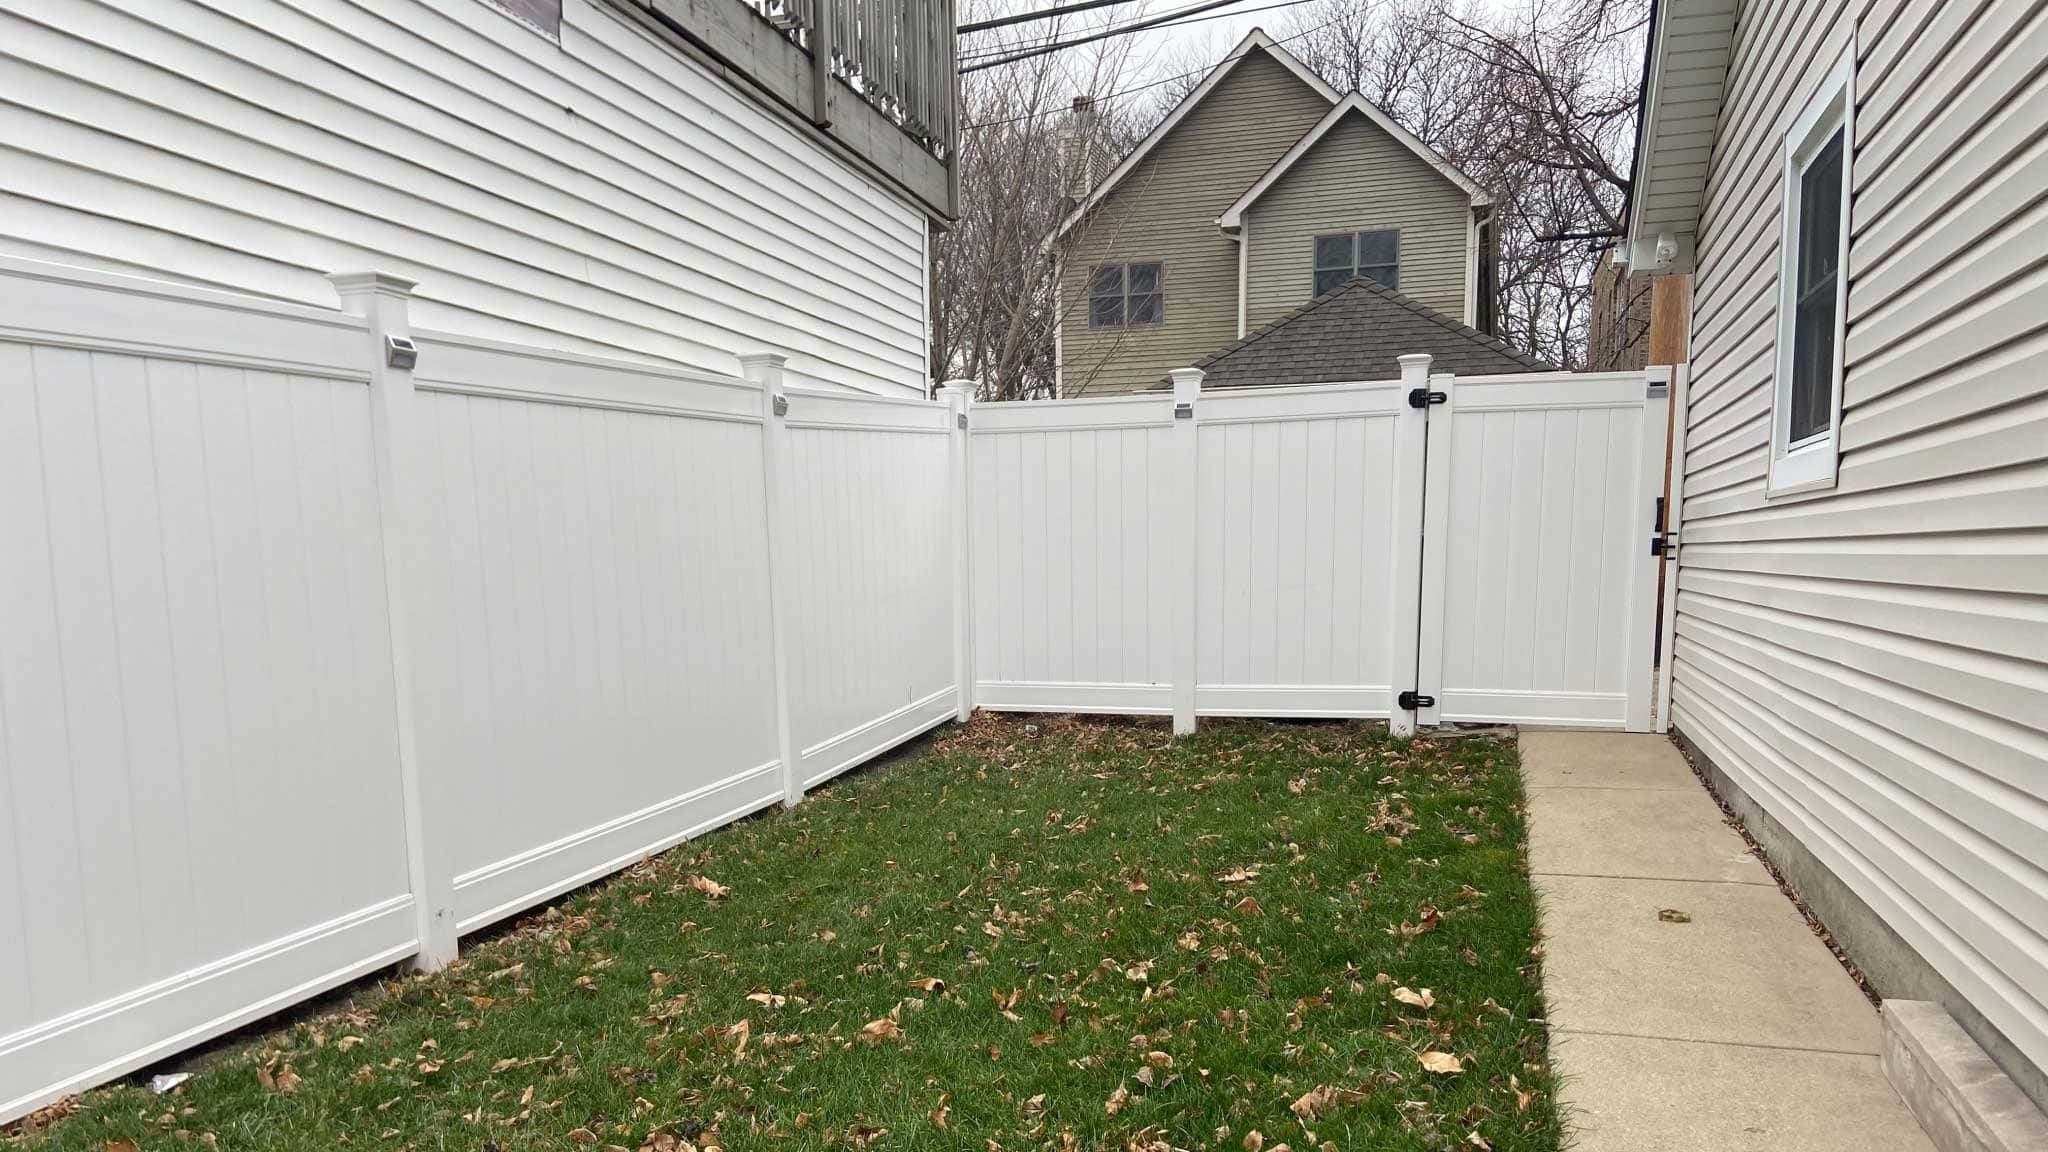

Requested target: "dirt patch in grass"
[{"left": 11, "top": 715, "right": 1559, "bottom": 1152}]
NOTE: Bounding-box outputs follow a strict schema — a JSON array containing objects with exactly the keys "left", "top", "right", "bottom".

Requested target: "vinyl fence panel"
[
  {"left": 780, "top": 388, "right": 957, "bottom": 788},
  {"left": 0, "top": 259, "right": 417, "bottom": 1119},
  {"left": 405, "top": 332, "right": 784, "bottom": 935},
  {"left": 969, "top": 395, "right": 1180, "bottom": 715}
]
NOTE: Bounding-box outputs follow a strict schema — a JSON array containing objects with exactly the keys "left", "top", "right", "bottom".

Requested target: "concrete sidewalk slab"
[
  {"left": 1521, "top": 731, "right": 1933, "bottom": 1151},
  {"left": 1527, "top": 785, "right": 1774, "bottom": 885},
  {"left": 1521, "top": 731, "right": 1699, "bottom": 790},
  {"left": 1538, "top": 872, "right": 1882, "bottom": 1053},
  {"left": 1554, "top": 1031, "right": 1935, "bottom": 1152}
]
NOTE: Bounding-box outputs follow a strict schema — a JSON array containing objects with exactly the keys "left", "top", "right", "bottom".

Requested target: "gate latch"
[
  {"left": 1407, "top": 388, "right": 1447, "bottom": 409},
  {"left": 1397, "top": 690, "right": 1436, "bottom": 711},
  {"left": 1649, "top": 495, "right": 1676, "bottom": 557}
]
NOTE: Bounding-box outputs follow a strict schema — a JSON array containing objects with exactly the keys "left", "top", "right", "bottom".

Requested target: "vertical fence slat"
[{"left": 940, "top": 379, "right": 976, "bottom": 722}]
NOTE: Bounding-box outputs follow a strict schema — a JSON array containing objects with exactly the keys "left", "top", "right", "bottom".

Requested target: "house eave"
[{"left": 1620, "top": 0, "right": 1736, "bottom": 275}]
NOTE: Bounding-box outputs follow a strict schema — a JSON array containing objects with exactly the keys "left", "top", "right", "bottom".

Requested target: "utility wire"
[
  {"left": 958, "top": 0, "right": 1313, "bottom": 62},
  {"left": 957, "top": 0, "right": 1149, "bottom": 36},
  {"left": 959, "top": 0, "right": 1263, "bottom": 73},
  {"left": 959, "top": 16, "right": 1331, "bottom": 128}
]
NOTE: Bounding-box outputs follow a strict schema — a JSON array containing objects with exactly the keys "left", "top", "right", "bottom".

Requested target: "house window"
[
  {"left": 1089, "top": 262, "right": 1164, "bottom": 328},
  {"left": 1770, "top": 49, "right": 1855, "bottom": 495},
  {"left": 1312, "top": 230, "right": 1400, "bottom": 296}
]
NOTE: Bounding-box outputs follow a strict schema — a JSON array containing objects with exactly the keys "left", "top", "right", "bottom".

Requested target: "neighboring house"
[
  {"left": 1626, "top": 0, "right": 2048, "bottom": 1117},
  {"left": 1191, "top": 275, "right": 1544, "bottom": 389},
  {"left": 1048, "top": 31, "right": 1495, "bottom": 395},
  {"left": 0, "top": 0, "right": 955, "bottom": 396}
]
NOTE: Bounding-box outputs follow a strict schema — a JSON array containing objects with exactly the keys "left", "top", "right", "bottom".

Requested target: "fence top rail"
[
  {"left": 783, "top": 383, "right": 945, "bottom": 410},
  {"left": 1194, "top": 376, "right": 1407, "bottom": 398},
  {"left": 411, "top": 328, "right": 764, "bottom": 424},
  {"left": 1452, "top": 369, "right": 1654, "bottom": 412},
  {"left": 783, "top": 386, "right": 949, "bottom": 433},
  {"left": 0, "top": 256, "right": 372, "bottom": 379}
]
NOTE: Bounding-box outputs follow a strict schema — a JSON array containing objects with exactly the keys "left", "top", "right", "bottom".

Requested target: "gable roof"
[
  {"left": 1044, "top": 30, "right": 1339, "bottom": 252},
  {"left": 1620, "top": 0, "right": 1737, "bottom": 274},
  {"left": 1189, "top": 276, "right": 1547, "bottom": 388},
  {"left": 1216, "top": 93, "right": 1487, "bottom": 231}
]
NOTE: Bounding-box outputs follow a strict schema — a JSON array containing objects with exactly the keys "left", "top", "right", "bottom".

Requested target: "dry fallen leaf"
[
  {"left": 569, "top": 1128, "right": 600, "bottom": 1144},
  {"left": 1233, "top": 895, "right": 1264, "bottom": 916},
  {"left": 686, "top": 875, "right": 731, "bottom": 899},
  {"left": 104, "top": 1141, "right": 140, "bottom": 1152},
  {"left": 1243, "top": 1131, "right": 1264, "bottom": 1152},
  {"left": 930, "top": 1094, "right": 952, "bottom": 1130},
  {"left": 745, "top": 991, "right": 787, "bottom": 1009},
  {"left": 1418, "top": 1051, "right": 1464, "bottom": 1075},
  {"left": 1392, "top": 986, "right": 1435, "bottom": 1010},
  {"left": 1104, "top": 1084, "right": 1131, "bottom": 1115},
  {"left": 1658, "top": 908, "right": 1692, "bottom": 923},
  {"left": 908, "top": 977, "right": 946, "bottom": 994},
  {"left": 860, "top": 1017, "right": 904, "bottom": 1044}
]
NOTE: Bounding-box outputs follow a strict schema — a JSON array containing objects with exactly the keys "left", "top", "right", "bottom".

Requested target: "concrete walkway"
[{"left": 1520, "top": 732, "right": 1935, "bottom": 1152}]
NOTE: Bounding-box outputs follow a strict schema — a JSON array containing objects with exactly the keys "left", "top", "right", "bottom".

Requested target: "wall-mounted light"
[{"left": 386, "top": 335, "right": 418, "bottom": 371}]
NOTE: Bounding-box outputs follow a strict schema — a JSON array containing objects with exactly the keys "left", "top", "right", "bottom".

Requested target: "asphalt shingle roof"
[{"left": 1188, "top": 276, "right": 1549, "bottom": 387}]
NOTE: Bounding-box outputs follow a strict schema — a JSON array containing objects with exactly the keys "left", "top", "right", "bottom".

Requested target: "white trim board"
[{"left": 1215, "top": 94, "right": 1489, "bottom": 232}]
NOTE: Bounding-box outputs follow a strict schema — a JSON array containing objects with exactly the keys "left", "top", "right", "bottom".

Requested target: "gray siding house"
[
  {"left": 1049, "top": 32, "right": 1494, "bottom": 395},
  {"left": 1626, "top": 0, "right": 2048, "bottom": 1119}
]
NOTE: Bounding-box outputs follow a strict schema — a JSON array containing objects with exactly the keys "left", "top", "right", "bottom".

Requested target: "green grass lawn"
[{"left": 10, "top": 716, "right": 1559, "bottom": 1152}]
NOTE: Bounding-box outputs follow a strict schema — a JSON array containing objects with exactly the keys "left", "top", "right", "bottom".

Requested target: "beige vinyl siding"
[
  {"left": 1243, "top": 111, "right": 1471, "bottom": 328},
  {"left": 1672, "top": 0, "right": 2048, "bottom": 1093},
  {"left": 0, "top": 0, "right": 928, "bottom": 395},
  {"left": 1057, "top": 49, "right": 1330, "bottom": 395}
]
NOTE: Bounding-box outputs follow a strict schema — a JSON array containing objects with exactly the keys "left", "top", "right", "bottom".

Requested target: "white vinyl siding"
[
  {"left": 1672, "top": 0, "right": 2048, "bottom": 1089},
  {"left": 0, "top": 0, "right": 928, "bottom": 395},
  {"left": 1244, "top": 111, "right": 1471, "bottom": 328},
  {"left": 1058, "top": 49, "right": 1333, "bottom": 395}
]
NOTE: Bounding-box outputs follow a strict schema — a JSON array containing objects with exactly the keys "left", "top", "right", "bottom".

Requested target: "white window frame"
[{"left": 1768, "top": 47, "right": 1855, "bottom": 497}]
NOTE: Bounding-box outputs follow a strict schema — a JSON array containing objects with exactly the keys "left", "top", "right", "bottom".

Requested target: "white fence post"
[
  {"left": 742, "top": 353, "right": 802, "bottom": 807},
  {"left": 1656, "top": 363, "right": 1690, "bottom": 734},
  {"left": 938, "top": 378, "right": 977, "bottom": 723},
  {"left": 1625, "top": 368, "right": 1672, "bottom": 733},
  {"left": 1413, "top": 368, "right": 1456, "bottom": 730},
  {"left": 1168, "top": 367, "right": 1203, "bottom": 736},
  {"left": 328, "top": 270, "right": 458, "bottom": 971},
  {"left": 1387, "top": 353, "right": 1433, "bottom": 737}
]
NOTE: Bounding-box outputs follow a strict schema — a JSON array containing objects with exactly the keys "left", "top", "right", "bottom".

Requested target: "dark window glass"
[
  {"left": 1790, "top": 128, "right": 1845, "bottom": 443},
  {"left": 1312, "top": 231, "right": 1399, "bottom": 295},
  {"left": 1088, "top": 262, "right": 1163, "bottom": 328},
  {"left": 1313, "top": 234, "right": 1354, "bottom": 271},
  {"left": 1089, "top": 265, "right": 1125, "bottom": 328}
]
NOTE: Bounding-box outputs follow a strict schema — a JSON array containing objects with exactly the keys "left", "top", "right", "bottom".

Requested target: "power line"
[
  {"left": 959, "top": 0, "right": 1263, "bottom": 73},
  {"left": 959, "top": 0, "right": 1314, "bottom": 62},
  {"left": 959, "top": 16, "right": 1331, "bottom": 129},
  {"left": 957, "top": 0, "right": 1149, "bottom": 36}
]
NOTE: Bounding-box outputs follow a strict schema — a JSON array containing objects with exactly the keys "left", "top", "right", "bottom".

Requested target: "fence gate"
[{"left": 968, "top": 356, "right": 1672, "bottom": 735}]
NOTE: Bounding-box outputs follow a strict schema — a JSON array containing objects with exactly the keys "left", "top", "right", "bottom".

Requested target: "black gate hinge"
[
  {"left": 1407, "top": 388, "right": 1448, "bottom": 409},
  {"left": 1397, "top": 690, "right": 1436, "bottom": 711}
]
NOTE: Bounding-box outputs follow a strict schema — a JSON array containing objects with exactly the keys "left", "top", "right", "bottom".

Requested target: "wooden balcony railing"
[{"left": 747, "top": 0, "right": 957, "bottom": 161}]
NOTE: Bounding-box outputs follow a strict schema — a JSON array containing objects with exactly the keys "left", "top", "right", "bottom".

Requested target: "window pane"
[
  {"left": 1362, "top": 264, "right": 1399, "bottom": 290},
  {"left": 1314, "top": 234, "right": 1353, "bottom": 270},
  {"left": 1798, "top": 131, "right": 1845, "bottom": 295},
  {"left": 1127, "top": 262, "right": 1160, "bottom": 294},
  {"left": 1090, "top": 265, "right": 1123, "bottom": 298},
  {"left": 1357, "top": 230, "right": 1399, "bottom": 267},
  {"left": 1313, "top": 268, "right": 1350, "bottom": 296},
  {"left": 1788, "top": 126, "right": 1845, "bottom": 442},
  {"left": 1091, "top": 293, "right": 1124, "bottom": 327},
  {"left": 1790, "top": 293, "right": 1835, "bottom": 441},
  {"left": 1129, "top": 291, "right": 1162, "bottom": 325}
]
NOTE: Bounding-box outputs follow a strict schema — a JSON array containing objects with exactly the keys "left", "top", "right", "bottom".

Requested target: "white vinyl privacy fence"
[
  {"left": 0, "top": 257, "right": 1675, "bottom": 1121},
  {"left": 970, "top": 360, "right": 1674, "bottom": 733}
]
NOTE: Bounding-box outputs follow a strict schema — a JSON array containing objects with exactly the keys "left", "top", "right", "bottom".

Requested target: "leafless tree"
[
  {"left": 1277, "top": 0, "right": 1648, "bottom": 368},
  {"left": 933, "top": 8, "right": 1156, "bottom": 400}
]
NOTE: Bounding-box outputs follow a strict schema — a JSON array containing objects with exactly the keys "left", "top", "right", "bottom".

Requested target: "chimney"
[{"left": 1060, "top": 95, "right": 1108, "bottom": 208}]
